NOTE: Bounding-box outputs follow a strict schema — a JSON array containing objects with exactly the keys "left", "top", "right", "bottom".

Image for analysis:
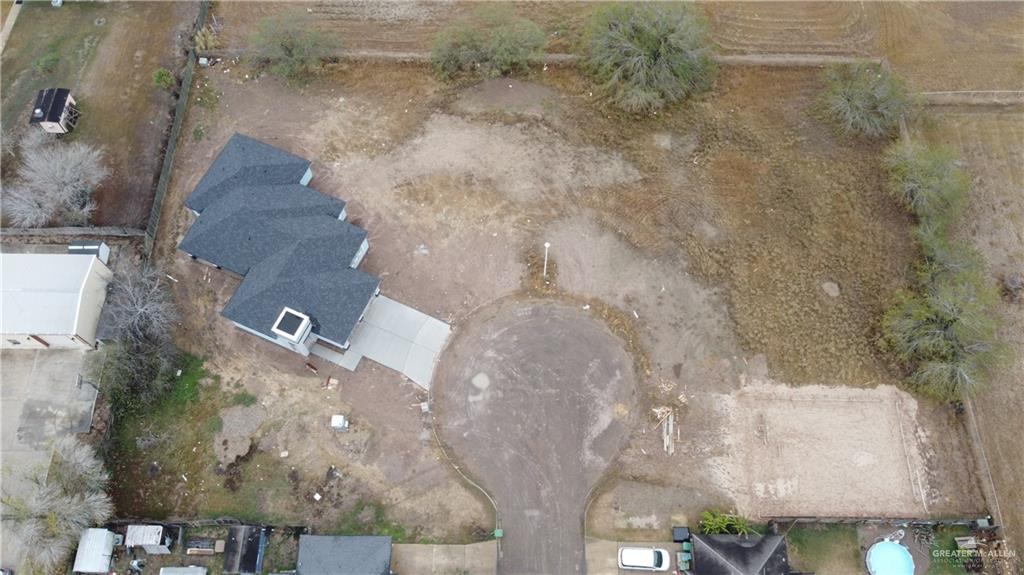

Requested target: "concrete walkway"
[
  {"left": 0, "top": 0, "right": 21, "bottom": 55},
  {"left": 392, "top": 541, "right": 497, "bottom": 575}
]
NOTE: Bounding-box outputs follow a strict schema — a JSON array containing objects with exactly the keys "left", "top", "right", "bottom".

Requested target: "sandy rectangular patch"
[{"left": 728, "top": 383, "right": 930, "bottom": 519}]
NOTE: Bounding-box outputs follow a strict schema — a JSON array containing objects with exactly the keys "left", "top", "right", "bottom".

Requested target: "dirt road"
[{"left": 434, "top": 301, "right": 637, "bottom": 574}]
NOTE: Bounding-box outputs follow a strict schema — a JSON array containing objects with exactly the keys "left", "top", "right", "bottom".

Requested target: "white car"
[{"left": 618, "top": 547, "right": 671, "bottom": 571}]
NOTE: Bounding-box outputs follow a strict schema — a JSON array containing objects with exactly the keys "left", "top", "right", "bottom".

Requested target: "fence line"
[
  {"left": 143, "top": 0, "right": 211, "bottom": 256},
  {"left": 0, "top": 226, "right": 145, "bottom": 238},
  {"left": 767, "top": 516, "right": 982, "bottom": 527}
]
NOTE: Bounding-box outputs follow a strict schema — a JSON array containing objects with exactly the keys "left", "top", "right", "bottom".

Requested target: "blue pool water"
[{"left": 866, "top": 540, "right": 915, "bottom": 575}]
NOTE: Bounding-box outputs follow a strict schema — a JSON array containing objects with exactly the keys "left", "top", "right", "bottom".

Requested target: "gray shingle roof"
[
  {"left": 179, "top": 133, "right": 379, "bottom": 346},
  {"left": 691, "top": 534, "right": 793, "bottom": 575},
  {"left": 179, "top": 183, "right": 349, "bottom": 275},
  {"left": 222, "top": 238, "right": 380, "bottom": 345},
  {"left": 186, "top": 133, "right": 312, "bottom": 214},
  {"left": 296, "top": 535, "right": 392, "bottom": 575}
]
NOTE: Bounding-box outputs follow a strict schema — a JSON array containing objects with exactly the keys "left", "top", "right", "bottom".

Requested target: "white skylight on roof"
[{"left": 272, "top": 307, "right": 310, "bottom": 342}]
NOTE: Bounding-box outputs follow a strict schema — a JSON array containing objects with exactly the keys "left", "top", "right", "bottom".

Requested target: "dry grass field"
[{"left": 919, "top": 109, "right": 1024, "bottom": 557}]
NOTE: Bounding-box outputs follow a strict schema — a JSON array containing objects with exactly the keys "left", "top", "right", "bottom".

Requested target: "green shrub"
[
  {"left": 883, "top": 271, "right": 1006, "bottom": 399},
  {"left": 912, "top": 219, "right": 981, "bottom": 283},
  {"left": 250, "top": 11, "right": 341, "bottom": 82},
  {"left": 33, "top": 51, "right": 60, "bottom": 74},
  {"left": 581, "top": 3, "right": 716, "bottom": 114},
  {"left": 232, "top": 391, "right": 258, "bottom": 407},
  {"left": 153, "top": 67, "right": 176, "bottom": 91},
  {"left": 699, "top": 510, "right": 751, "bottom": 536},
  {"left": 431, "top": 10, "right": 546, "bottom": 81},
  {"left": 883, "top": 139, "right": 967, "bottom": 218},
  {"left": 821, "top": 62, "right": 913, "bottom": 138}
]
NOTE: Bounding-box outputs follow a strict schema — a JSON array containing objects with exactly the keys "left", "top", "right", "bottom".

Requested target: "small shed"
[
  {"left": 159, "top": 568, "right": 208, "bottom": 575},
  {"left": 223, "top": 525, "right": 267, "bottom": 574},
  {"left": 126, "top": 524, "right": 173, "bottom": 554},
  {"left": 296, "top": 535, "right": 392, "bottom": 575},
  {"left": 72, "top": 528, "right": 115, "bottom": 574},
  {"left": 29, "top": 88, "right": 79, "bottom": 134}
]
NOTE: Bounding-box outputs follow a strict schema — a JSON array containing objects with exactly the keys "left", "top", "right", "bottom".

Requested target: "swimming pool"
[{"left": 866, "top": 539, "right": 915, "bottom": 575}]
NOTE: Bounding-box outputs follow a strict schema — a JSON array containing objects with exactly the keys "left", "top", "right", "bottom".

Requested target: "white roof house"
[
  {"left": 1, "top": 252, "right": 112, "bottom": 350},
  {"left": 160, "top": 568, "right": 208, "bottom": 575},
  {"left": 72, "top": 528, "right": 115, "bottom": 574},
  {"left": 126, "top": 524, "right": 172, "bottom": 554}
]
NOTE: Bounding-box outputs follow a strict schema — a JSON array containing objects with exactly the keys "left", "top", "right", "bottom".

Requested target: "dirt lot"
[
  {"left": 919, "top": 108, "right": 1024, "bottom": 558},
  {"left": 727, "top": 383, "right": 932, "bottom": 518},
  {"left": 0, "top": 2, "right": 196, "bottom": 226},
  {"left": 145, "top": 57, "right": 992, "bottom": 553}
]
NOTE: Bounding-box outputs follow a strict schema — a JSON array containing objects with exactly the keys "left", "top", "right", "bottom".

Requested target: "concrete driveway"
[
  {"left": 392, "top": 541, "right": 497, "bottom": 574},
  {"left": 434, "top": 301, "right": 637, "bottom": 574},
  {"left": 315, "top": 295, "right": 450, "bottom": 388},
  {"left": 1, "top": 349, "right": 95, "bottom": 567}
]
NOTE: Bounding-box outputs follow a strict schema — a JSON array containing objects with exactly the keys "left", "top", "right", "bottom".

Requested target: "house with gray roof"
[
  {"left": 690, "top": 533, "right": 795, "bottom": 575},
  {"left": 179, "top": 133, "right": 377, "bottom": 358},
  {"left": 296, "top": 535, "right": 392, "bottom": 575}
]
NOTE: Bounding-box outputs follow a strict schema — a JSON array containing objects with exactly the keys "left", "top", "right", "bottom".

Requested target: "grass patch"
[
  {"left": 231, "top": 391, "right": 258, "bottom": 407},
  {"left": 332, "top": 499, "right": 412, "bottom": 543},
  {"left": 106, "top": 356, "right": 284, "bottom": 523},
  {"left": 787, "top": 524, "right": 862, "bottom": 574},
  {"left": 927, "top": 526, "right": 974, "bottom": 575},
  {"left": 1, "top": 2, "right": 108, "bottom": 138},
  {"left": 194, "top": 79, "right": 221, "bottom": 110}
]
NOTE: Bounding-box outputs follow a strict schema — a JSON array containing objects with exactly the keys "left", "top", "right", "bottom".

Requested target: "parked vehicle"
[{"left": 618, "top": 547, "right": 671, "bottom": 571}]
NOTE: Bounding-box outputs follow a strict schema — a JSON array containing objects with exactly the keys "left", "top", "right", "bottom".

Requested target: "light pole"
[{"left": 542, "top": 242, "right": 551, "bottom": 278}]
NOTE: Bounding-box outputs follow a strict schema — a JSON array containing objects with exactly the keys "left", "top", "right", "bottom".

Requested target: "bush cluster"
[
  {"left": 250, "top": 11, "right": 340, "bottom": 83},
  {"left": 821, "top": 62, "right": 914, "bottom": 138},
  {"left": 431, "top": 9, "right": 546, "bottom": 81},
  {"left": 580, "top": 3, "right": 716, "bottom": 114},
  {"left": 698, "top": 510, "right": 752, "bottom": 536},
  {"left": 881, "top": 139, "right": 1007, "bottom": 400}
]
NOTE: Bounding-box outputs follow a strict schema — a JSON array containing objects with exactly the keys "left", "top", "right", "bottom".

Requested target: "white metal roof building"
[
  {"left": 72, "top": 528, "right": 115, "bottom": 574},
  {"left": 0, "top": 252, "right": 112, "bottom": 350},
  {"left": 126, "top": 524, "right": 172, "bottom": 554}
]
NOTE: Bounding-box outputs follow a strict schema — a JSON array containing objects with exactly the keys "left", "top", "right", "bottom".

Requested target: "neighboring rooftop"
[
  {"left": 0, "top": 252, "right": 110, "bottom": 338},
  {"left": 222, "top": 525, "right": 266, "bottom": 575},
  {"left": 29, "top": 88, "right": 71, "bottom": 124},
  {"left": 186, "top": 133, "right": 312, "bottom": 214},
  {"left": 691, "top": 533, "right": 793, "bottom": 575},
  {"left": 296, "top": 535, "right": 392, "bottom": 575}
]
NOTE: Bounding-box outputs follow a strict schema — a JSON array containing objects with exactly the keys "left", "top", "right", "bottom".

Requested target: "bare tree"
[
  {"left": 20, "top": 141, "right": 109, "bottom": 209},
  {"left": 4, "top": 184, "right": 52, "bottom": 227},
  {"left": 107, "top": 263, "right": 178, "bottom": 346},
  {"left": 1, "top": 139, "right": 108, "bottom": 227},
  {"left": 2, "top": 437, "right": 113, "bottom": 574}
]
